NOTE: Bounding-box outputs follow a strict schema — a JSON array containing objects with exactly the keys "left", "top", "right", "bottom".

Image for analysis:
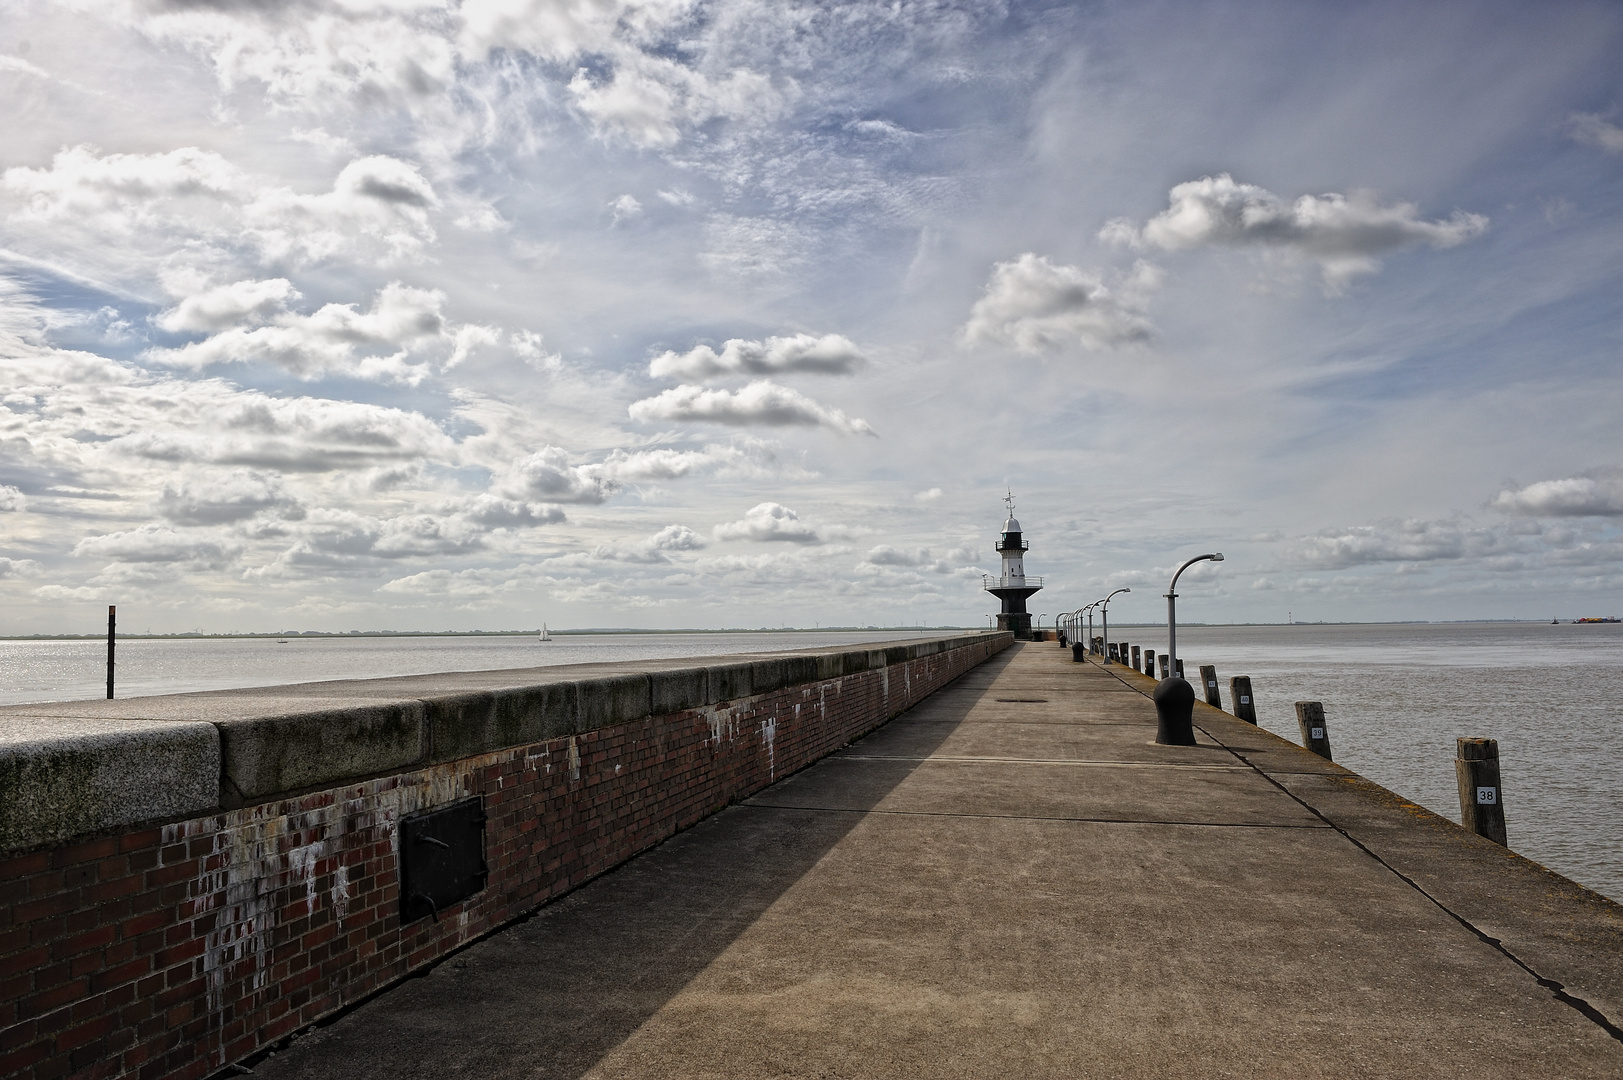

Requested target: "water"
[
  {"left": 1111, "top": 621, "right": 1623, "bottom": 902},
  {"left": 0, "top": 631, "right": 938, "bottom": 705},
  {"left": 6, "top": 623, "right": 1620, "bottom": 902}
]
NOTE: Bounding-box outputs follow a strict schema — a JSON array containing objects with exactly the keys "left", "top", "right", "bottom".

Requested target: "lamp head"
[{"left": 1212, "top": 553, "right": 1224, "bottom": 562}]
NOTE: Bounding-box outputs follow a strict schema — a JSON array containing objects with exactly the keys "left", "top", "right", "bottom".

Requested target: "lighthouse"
[{"left": 984, "top": 492, "right": 1043, "bottom": 639}]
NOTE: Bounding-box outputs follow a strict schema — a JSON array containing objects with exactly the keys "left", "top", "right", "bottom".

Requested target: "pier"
[
  {"left": 243, "top": 642, "right": 1623, "bottom": 1077},
  {"left": 5, "top": 635, "right": 1623, "bottom": 1078}
]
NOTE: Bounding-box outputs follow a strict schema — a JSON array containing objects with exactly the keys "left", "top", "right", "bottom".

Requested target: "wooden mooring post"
[
  {"left": 1199, "top": 665, "right": 1221, "bottom": 707},
  {"left": 1295, "top": 701, "right": 1332, "bottom": 760},
  {"left": 106, "top": 604, "right": 115, "bottom": 700},
  {"left": 1456, "top": 738, "right": 1508, "bottom": 846},
  {"left": 1229, "top": 676, "right": 1256, "bottom": 723}
]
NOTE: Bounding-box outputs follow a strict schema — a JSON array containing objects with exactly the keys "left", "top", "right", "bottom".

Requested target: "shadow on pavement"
[{"left": 249, "top": 648, "right": 1017, "bottom": 1080}]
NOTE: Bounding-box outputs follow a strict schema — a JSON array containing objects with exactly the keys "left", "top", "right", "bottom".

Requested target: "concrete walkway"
[{"left": 253, "top": 642, "right": 1623, "bottom": 1079}]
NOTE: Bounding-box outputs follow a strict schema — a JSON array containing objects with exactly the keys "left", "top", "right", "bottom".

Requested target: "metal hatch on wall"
[{"left": 398, "top": 797, "right": 488, "bottom": 924}]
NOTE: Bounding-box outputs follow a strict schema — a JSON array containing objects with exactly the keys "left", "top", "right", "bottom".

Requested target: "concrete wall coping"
[{"left": 0, "top": 631, "right": 1008, "bottom": 855}]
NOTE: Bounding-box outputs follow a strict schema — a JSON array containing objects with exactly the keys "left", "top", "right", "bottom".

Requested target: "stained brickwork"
[{"left": 0, "top": 636, "right": 1006, "bottom": 1080}]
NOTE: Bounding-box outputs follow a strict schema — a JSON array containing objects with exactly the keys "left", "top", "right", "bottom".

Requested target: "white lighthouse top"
[{"left": 1003, "top": 516, "right": 1022, "bottom": 533}]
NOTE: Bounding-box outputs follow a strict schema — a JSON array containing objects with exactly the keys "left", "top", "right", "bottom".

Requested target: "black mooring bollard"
[
  {"left": 1143, "top": 651, "right": 1154, "bottom": 675},
  {"left": 1176, "top": 658, "right": 1185, "bottom": 678},
  {"left": 1131, "top": 645, "right": 1141, "bottom": 671},
  {"left": 1119, "top": 641, "right": 1129, "bottom": 669},
  {"left": 1071, "top": 642, "right": 1086, "bottom": 663},
  {"left": 1199, "top": 665, "right": 1221, "bottom": 707},
  {"left": 1230, "top": 676, "right": 1256, "bottom": 723},
  {"left": 1295, "top": 701, "right": 1332, "bottom": 760},
  {"left": 1157, "top": 653, "right": 1169, "bottom": 680},
  {"left": 1153, "top": 677, "right": 1197, "bottom": 745},
  {"left": 1456, "top": 738, "right": 1508, "bottom": 846}
]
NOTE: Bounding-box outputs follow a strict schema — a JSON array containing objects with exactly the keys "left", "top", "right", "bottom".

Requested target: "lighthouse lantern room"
[{"left": 983, "top": 491, "right": 1043, "bottom": 639}]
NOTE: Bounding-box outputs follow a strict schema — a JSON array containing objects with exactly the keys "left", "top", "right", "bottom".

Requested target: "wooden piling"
[
  {"left": 1295, "top": 701, "right": 1332, "bottom": 760},
  {"left": 1229, "top": 676, "right": 1256, "bottom": 723},
  {"left": 1157, "top": 653, "right": 1169, "bottom": 680},
  {"left": 106, "top": 605, "right": 115, "bottom": 700},
  {"left": 1131, "top": 646, "right": 1141, "bottom": 671},
  {"left": 1199, "top": 665, "right": 1221, "bottom": 707},
  {"left": 1455, "top": 738, "right": 1507, "bottom": 846}
]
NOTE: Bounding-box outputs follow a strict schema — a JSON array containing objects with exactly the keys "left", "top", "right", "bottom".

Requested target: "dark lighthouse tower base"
[{"left": 984, "top": 495, "right": 1042, "bottom": 640}]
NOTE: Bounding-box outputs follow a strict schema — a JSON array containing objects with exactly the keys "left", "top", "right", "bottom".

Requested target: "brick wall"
[{"left": 0, "top": 636, "right": 1005, "bottom": 1080}]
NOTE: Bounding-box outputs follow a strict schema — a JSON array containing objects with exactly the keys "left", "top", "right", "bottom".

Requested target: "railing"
[
  {"left": 983, "top": 574, "right": 1043, "bottom": 589},
  {"left": 995, "top": 538, "right": 1030, "bottom": 551}
]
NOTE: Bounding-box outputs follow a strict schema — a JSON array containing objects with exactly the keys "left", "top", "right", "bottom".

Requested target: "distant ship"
[
  {"left": 1573, "top": 617, "right": 1621, "bottom": 624},
  {"left": 539, "top": 623, "right": 553, "bottom": 641}
]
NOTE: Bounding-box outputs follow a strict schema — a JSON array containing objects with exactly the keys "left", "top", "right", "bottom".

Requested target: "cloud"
[
  {"left": 628, "top": 380, "right": 876, "bottom": 435},
  {"left": 494, "top": 446, "right": 619, "bottom": 504},
  {"left": 1104, "top": 174, "right": 1487, "bottom": 288},
  {"left": 609, "top": 194, "right": 643, "bottom": 225},
  {"left": 1492, "top": 468, "right": 1623, "bottom": 517},
  {"left": 913, "top": 487, "right": 943, "bottom": 502},
  {"left": 568, "top": 54, "right": 781, "bottom": 148},
  {"left": 158, "top": 471, "right": 305, "bottom": 525},
  {"left": 648, "top": 333, "right": 866, "bottom": 380},
  {"left": 155, "top": 278, "right": 300, "bottom": 333},
  {"left": 1284, "top": 519, "right": 1523, "bottom": 570},
  {"left": 961, "top": 254, "right": 1156, "bottom": 353},
  {"left": 0, "top": 558, "right": 42, "bottom": 579},
  {"left": 3, "top": 148, "right": 446, "bottom": 273},
  {"left": 458, "top": 495, "right": 568, "bottom": 528},
  {"left": 109, "top": 393, "right": 455, "bottom": 473},
  {"left": 0, "top": 485, "right": 25, "bottom": 512},
  {"left": 593, "top": 523, "right": 706, "bottom": 563},
  {"left": 75, "top": 524, "right": 240, "bottom": 569},
  {"left": 714, "top": 502, "right": 823, "bottom": 544},
  {"left": 145, "top": 282, "right": 451, "bottom": 382},
  {"left": 1567, "top": 113, "right": 1623, "bottom": 154}
]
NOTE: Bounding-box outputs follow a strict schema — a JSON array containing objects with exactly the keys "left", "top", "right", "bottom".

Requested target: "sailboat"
[{"left": 538, "top": 623, "right": 552, "bottom": 642}]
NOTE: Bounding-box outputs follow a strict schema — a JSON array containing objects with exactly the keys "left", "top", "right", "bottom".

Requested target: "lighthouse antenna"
[{"left": 1004, "top": 489, "right": 1015, "bottom": 516}]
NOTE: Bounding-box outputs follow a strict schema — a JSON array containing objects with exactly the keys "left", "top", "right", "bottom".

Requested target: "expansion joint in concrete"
[{"left": 742, "top": 802, "right": 1332, "bottom": 829}]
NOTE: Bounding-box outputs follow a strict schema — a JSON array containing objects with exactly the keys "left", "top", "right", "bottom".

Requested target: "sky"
[{"left": 2, "top": 0, "right": 1623, "bottom": 634}]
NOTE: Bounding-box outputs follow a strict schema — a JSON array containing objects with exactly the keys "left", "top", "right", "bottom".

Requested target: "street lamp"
[
  {"left": 1083, "top": 601, "right": 1100, "bottom": 655},
  {"left": 1166, "top": 553, "right": 1224, "bottom": 681},
  {"left": 1100, "top": 588, "right": 1130, "bottom": 663}
]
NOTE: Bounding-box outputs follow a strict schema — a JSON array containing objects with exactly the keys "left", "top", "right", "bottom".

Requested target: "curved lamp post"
[
  {"left": 1099, "top": 588, "right": 1130, "bottom": 663},
  {"left": 1166, "top": 553, "right": 1224, "bottom": 680},
  {"left": 1083, "top": 601, "right": 1101, "bottom": 655}
]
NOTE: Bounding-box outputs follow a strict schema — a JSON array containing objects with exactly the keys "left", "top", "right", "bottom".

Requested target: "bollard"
[
  {"left": 1455, "top": 738, "right": 1507, "bottom": 846},
  {"left": 1176, "top": 658, "right": 1185, "bottom": 678},
  {"left": 1071, "top": 642, "right": 1086, "bottom": 663},
  {"left": 1108, "top": 643, "right": 1119, "bottom": 663},
  {"left": 106, "top": 604, "right": 116, "bottom": 700},
  {"left": 1229, "top": 676, "right": 1256, "bottom": 723},
  {"left": 1131, "top": 646, "right": 1141, "bottom": 671},
  {"left": 1199, "top": 665, "right": 1221, "bottom": 708},
  {"left": 1057, "top": 632, "right": 1067, "bottom": 647},
  {"left": 1157, "top": 654, "right": 1169, "bottom": 680},
  {"left": 1295, "top": 701, "right": 1332, "bottom": 760},
  {"left": 1144, "top": 652, "right": 1154, "bottom": 676},
  {"left": 1153, "top": 676, "right": 1197, "bottom": 745},
  {"left": 1119, "top": 641, "right": 1130, "bottom": 669}
]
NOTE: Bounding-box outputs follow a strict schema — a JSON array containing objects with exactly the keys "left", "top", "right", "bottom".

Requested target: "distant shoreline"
[{"left": 0, "top": 619, "right": 1588, "bottom": 641}]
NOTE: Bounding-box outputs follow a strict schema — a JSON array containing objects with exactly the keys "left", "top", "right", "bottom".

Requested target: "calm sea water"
[
  {"left": 0, "top": 631, "right": 938, "bottom": 705},
  {"left": 5, "top": 623, "right": 1619, "bottom": 901},
  {"left": 1111, "top": 621, "right": 1623, "bottom": 902}
]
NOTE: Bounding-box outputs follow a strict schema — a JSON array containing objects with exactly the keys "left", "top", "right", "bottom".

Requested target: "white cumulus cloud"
[
  {"left": 648, "top": 333, "right": 866, "bottom": 380},
  {"left": 1492, "top": 468, "right": 1623, "bottom": 517},
  {"left": 629, "top": 380, "right": 875, "bottom": 435},
  {"left": 962, "top": 254, "right": 1156, "bottom": 353},
  {"left": 714, "top": 502, "right": 823, "bottom": 544},
  {"left": 1104, "top": 173, "right": 1487, "bottom": 289}
]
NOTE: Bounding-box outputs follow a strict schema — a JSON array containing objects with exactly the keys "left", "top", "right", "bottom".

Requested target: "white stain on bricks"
[
  {"left": 703, "top": 703, "right": 741, "bottom": 747},
  {"left": 760, "top": 715, "right": 778, "bottom": 779},
  {"left": 186, "top": 761, "right": 479, "bottom": 1036},
  {"left": 568, "top": 736, "right": 581, "bottom": 783},
  {"left": 331, "top": 863, "right": 351, "bottom": 920}
]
